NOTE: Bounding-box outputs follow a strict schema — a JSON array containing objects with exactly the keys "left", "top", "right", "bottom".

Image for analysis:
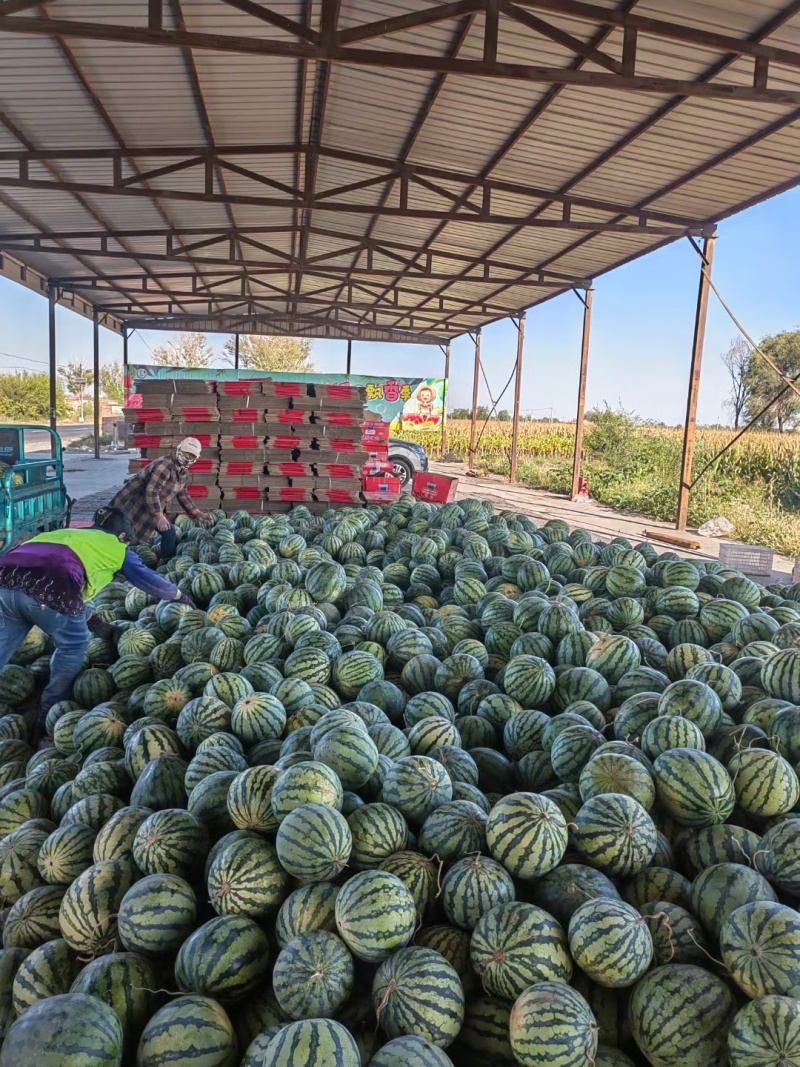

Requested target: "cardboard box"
[
  {"left": 223, "top": 486, "right": 265, "bottom": 501},
  {"left": 412, "top": 471, "right": 459, "bottom": 503},
  {"left": 170, "top": 405, "right": 220, "bottom": 422},
  {"left": 362, "top": 490, "right": 402, "bottom": 504},
  {"left": 171, "top": 380, "right": 216, "bottom": 395},
  {"left": 362, "top": 421, "right": 391, "bottom": 444},
  {"left": 362, "top": 461, "right": 394, "bottom": 476},
  {"left": 362, "top": 475, "right": 402, "bottom": 494},
  {"left": 130, "top": 434, "right": 175, "bottom": 450},
  {"left": 220, "top": 460, "right": 264, "bottom": 476},
  {"left": 123, "top": 407, "right": 169, "bottom": 423},
  {"left": 219, "top": 435, "right": 265, "bottom": 450},
  {"left": 186, "top": 485, "right": 222, "bottom": 501},
  {"left": 216, "top": 379, "right": 264, "bottom": 396}
]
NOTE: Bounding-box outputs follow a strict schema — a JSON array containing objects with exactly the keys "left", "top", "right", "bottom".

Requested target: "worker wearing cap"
[
  {"left": 109, "top": 437, "right": 213, "bottom": 560},
  {"left": 0, "top": 506, "right": 194, "bottom": 736}
]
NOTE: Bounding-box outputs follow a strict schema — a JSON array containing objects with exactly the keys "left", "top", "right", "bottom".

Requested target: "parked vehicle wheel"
[{"left": 391, "top": 457, "right": 414, "bottom": 487}]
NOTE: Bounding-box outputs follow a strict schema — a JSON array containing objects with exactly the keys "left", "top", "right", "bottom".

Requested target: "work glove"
[{"left": 87, "top": 615, "right": 116, "bottom": 640}]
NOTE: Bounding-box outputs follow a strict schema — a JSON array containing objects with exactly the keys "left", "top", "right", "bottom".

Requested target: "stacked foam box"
[
  {"left": 216, "top": 380, "right": 267, "bottom": 514},
  {"left": 262, "top": 381, "right": 369, "bottom": 513}
]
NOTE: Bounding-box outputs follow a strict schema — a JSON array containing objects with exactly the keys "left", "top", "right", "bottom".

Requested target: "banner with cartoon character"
[{"left": 127, "top": 366, "right": 446, "bottom": 428}]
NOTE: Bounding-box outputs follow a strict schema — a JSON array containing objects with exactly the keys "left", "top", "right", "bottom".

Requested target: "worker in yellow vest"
[{"left": 0, "top": 506, "right": 192, "bottom": 736}]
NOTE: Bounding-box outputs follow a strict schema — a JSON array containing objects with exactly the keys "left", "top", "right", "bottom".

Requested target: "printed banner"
[{"left": 127, "top": 366, "right": 446, "bottom": 428}]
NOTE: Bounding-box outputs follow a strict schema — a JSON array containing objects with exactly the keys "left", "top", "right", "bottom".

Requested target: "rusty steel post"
[
  {"left": 571, "top": 288, "right": 594, "bottom": 499},
  {"left": 234, "top": 333, "right": 240, "bottom": 370},
  {"left": 468, "top": 329, "right": 481, "bottom": 470},
  {"left": 677, "top": 235, "right": 716, "bottom": 530},
  {"left": 346, "top": 339, "right": 352, "bottom": 374},
  {"left": 93, "top": 308, "right": 100, "bottom": 459},
  {"left": 510, "top": 312, "right": 526, "bottom": 484},
  {"left": 440, "top": 342, "right": 450, "bottom": 459},
  {"left": 48, "top": 285, "right": 57, "bottom": 435}
]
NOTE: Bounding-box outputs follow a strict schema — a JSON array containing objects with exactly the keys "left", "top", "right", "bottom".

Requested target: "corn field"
[{"left": 401, "top": 419, "right": 800, "bottom": 487}]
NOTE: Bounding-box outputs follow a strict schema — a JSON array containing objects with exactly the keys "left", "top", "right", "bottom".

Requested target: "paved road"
[{"left": 24, "top": 424, "right": 89, "bottom": 450}]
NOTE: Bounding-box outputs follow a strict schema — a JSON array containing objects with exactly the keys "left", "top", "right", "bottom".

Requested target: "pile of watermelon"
[{"left": 0, "top": 497, "right": 799, "bottom": 1066}]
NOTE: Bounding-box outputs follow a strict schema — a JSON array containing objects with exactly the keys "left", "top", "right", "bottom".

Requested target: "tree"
[
  {"left": 496, "top": 409, "right": 511, "bottom": 422},
  {"left": 721, "top": 336, "right": 752, "bottom": 429},
  {"left": 151, "top": 333, "right": 213, "bottom": 368},
  {"left": 100, "top": 361, "right": 124, "bottom": 404},
  {"left": 449, "top": 407, "right": 471, "bottom": 419},
  {"left": 57, "top": 361, "right": 94, "bottom": 396},
  {"left": 0, "top": 373, "right": 67, "bottom": 420},
  {"left": 744, "top": 330, "right": 800, "bottom": 432},
  {"left": 223, "top": 335, "right": 314, "bottom": 373}
]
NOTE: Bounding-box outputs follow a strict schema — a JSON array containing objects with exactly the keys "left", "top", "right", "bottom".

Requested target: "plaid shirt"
[{"left": 110, "top": 453, "right": 198, "bottom": 542}]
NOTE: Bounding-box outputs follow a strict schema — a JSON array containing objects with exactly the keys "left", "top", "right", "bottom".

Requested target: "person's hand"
[
  {"left": 155, "top": 513, "right": 170, "bottom": 533},
  {"left": 177, "top": 592, "right": 197, "bottom": 608},
  {"left": 195, "top": 511, "right": 214, "bottom": 527},
  {"left": 87, "top": 615, "right": 116, "bottom": 640}
]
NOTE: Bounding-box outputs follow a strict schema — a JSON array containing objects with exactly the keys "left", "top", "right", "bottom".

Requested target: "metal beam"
[
  {"left": 677, "top": 236, "right": 715, "bottom": 531},
  {"left": 122, "top": 328, "right": 129, "bottom": 375},
  {"left": 441, "top": 342, "right": 451, "bottom": 460},
  {"left": 468, "top": 329, "right": 481, "bottom": 470},
  {"left": 93, "top": 307, "right": 100, "bottom": 459},
  {"left": 1, "top": 15, "right": 799, "bottom": 103},
  {"left": 48, "top": 285, "right": 57, "bottom": 434},
  {"left": 510, "top": 312, "right": 526, "bottom": 484},
  {"left": 571, "top": 288, "right": 593, "bottom": 499},
  {"left": 234, "top": 333, "right": 240, "bottom": 370},
  {"left": 346, "top": 339, "right": 352, "bottom": 374},
  {"left": 125, "top": 314, "right": 450, "bottom": 344}
]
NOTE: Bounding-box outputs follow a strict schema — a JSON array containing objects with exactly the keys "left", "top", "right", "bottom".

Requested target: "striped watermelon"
[
  {"left": 470, "top": 901, "right": 571, "bottom": 999},
  {"left": 313, "top": 725, "right": 379, "bottom": 790},
  {"left": 0, "top": 824, "right": 48, "bottom": 902},
  {"left": 137, "top": 995, "right": 237, "bottom": 1067},
  {"left": 227, "top": 766, "right": 281, "bottom": 833},
  {"left": 572, "top": 793, "right": 657, "bottom": 876},
  {"left": 372, "top": 946, "right": 465, "bottom": 1048},
  {"left": 485, "top": 792, "right": 567, "bottom": 878},
  {"left": 509, "top": 982, "right": 598, "bottom": 1067},
  {"left": 37, "top": 824, "right": 96, "bottom": 886},
  {"left": 132, "top": 808, "right": 209, "bottom": 877},
  {"left": 690, "top": 862, "right": 778, "bottom": 940},
  {"left": 441, "top": 854, "right": 515, "bottom": 931},
  {"left": 58, "top": 860, "right": 135, "bottom": 955},
  {"left": 531, "top": 863, "right": 621, "bottom": 927},
  {"left": 3, "top": 884, "right": 64, "bottom": 949},
  {"left": 568, "top": 898, "right": 653, "bottom": 987},
  {"left": 347, "top": 803, "right": 408, "bottom": 869},
  {"left": 69, "top": 951, "right": 157, "bottom": 1053},
  {"left": 275, "top": 803, "right": 352, "bottom": 882},
  {"left": 629, "top": 964, "right": 735, "bottom": 1067},
  {"left": 117, "top": 873, "right": 197, "bottom": 956},
  {"left": 275, "top": 883, "right": 340, "bottom": 948},
  {"left": 0, "top": 992, "right": 123, "bottom": 1067},
  {"left": 262, "top": 1018, "right": 360, "bottom": 1067},
  {"left": 728, "top": 748, "right": 800, "bottom": 816},
  {"left": 720, "top": 900, "right": 800, "bottom": 999},
  {"left": 369, "top": 1035, "right": 455, "bottom": 1066},
  {"left": 93, "top": 805, "right": 152, "bottom": 865},
  {"left": 502, "top": 655, "right": 556, "bottom": 708},
  {"left": 418, "top": 800, "right": 486, "bottom": 863},
  {"left": 639, "top": 900, "right": 711, "bottom": 967},
  {"left": 728, "top": 995, "right": 800, "bottom": 1067},
  {"left": 653, "top": 748, "right": 734, "bottom": 827},
  {"left": 11, "top": 938, "right": 80, "bottom": 1015},
  {"left": 334, "top": 869, "right": 416, "bottom": 962},
  {"left": 271, "top": 761, "right": 343, "bottom": 821},
  {"left": 176, "top": 914, "right": 270, "bottom": 1004},
  {"left": 208, "top": 835, "right": 289, "bottom": 920},
  {"left": 682, "top": 823, "right": 761, "bottom": 879},
  {"left": 380, "top": 851, "right": 438, "bottom": 923},
  {"left": 230, "top": 693, "right": 286, "bottom": 747},
  {"left": 272, "top": 930, "right": 354, "bottom": 1020},
  {"left": 382, "top": 756, "right": 453, "bottom": 823}
]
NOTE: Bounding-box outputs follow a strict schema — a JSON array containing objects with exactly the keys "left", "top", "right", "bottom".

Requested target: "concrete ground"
[{"left": 63, "top": 453, "right": 131, "bottom": 521}]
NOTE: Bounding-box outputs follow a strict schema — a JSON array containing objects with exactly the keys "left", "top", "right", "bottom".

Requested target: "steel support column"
[
  {"left": 510, "top": 312, "right": 526, "bottom": 484},
  {"left": 677, "top": 235, "right": 716, "bottom": 530},
  {"left": 234, "top": 333, "right": 240, "bottom": 370},
  {"left": 571, "top": 288, "right": 594, "bottom": 499},
  {"left": 346, "top": 339, "right": 352, "bottom": 374},
  {"left": 122, "top": 328, "right": 128, "bottom": 374},
  {"left": 93, "top": 308, "right": 100, "bottom": 459},
  {"left": 468, "top": 329, "right": 481, "bottom": 470},
  {"left": 48, "top": 285, "right": 57, "bottom": 436},
  {"left": 440, "top": 342, "right": 450, "bottom": 459}
]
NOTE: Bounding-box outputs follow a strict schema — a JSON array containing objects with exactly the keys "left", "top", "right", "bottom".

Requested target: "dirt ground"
[{"left": 427, "top": 460, "right": 794, "bottom": 584}]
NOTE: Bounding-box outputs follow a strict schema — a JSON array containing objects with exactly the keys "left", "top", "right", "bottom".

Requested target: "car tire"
[{"left": 391, "top": 457, "right": 414, "bottom": 487}]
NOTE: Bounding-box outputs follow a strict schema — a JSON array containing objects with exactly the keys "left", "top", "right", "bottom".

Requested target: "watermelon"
[
  {"left": 470, "top": 900, "right": 571, "bottom": 998},
  {"left": 372, "top": 946, "right": 465, "bottom": 1048},
  {"left": 275, "top": 883, "right": 340, "bottom": 948},
  {"left": 207, "top": 835, "right": 289, "bottom": 920},
  {"left": 176, "top": 915, "right": 270, "bottom": 1004},
  {"left": 0, "top": 992, "right": 123, "bottom": 1067},
  {"left": 509, "top": 982, "right": 598, "bottom": 1067},
  {"left": 272, "top": 930, "right": 354, "bottom": 1019},
  {"left": 137, "top": 994, "right": 237, "bottom": 1067},
  {"left": 728, "top": 995, "right": 800, "bottom": 1067},
  {"left": 720, "top": 900, "right": 800, "bottom": 998},
  {"left": 335, "top": 869, "right": 416, "bottom": 962},
  {"left": 572, "top": 793, "right": 657, "bottom": 876},
  {"left": 11, "top": 938, "right": 80, "bottom": 1015},
  {"left": 568, "top": 898, "right": 653, "bottom": 987},
  {"left": 117, "top": 873, "right": 197, "bottom": 956},
  {"left": 275, "top": 803, "right": 352, "bottom": 882},
  {"left": 263, "top": 1018, "right": 360, "bottom": 1067}
]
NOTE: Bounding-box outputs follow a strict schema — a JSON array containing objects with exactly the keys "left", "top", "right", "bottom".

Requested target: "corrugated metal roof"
[{"left": 1, "top": 0, "right": 800, "bottom": 340}]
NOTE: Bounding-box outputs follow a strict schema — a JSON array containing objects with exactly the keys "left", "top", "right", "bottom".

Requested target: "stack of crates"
[
  {"left": 216, "top": 380, "right": 267, "bottom": 514},
  {"left": 262, "top": 381, "right": 369, "bottom": 514}
]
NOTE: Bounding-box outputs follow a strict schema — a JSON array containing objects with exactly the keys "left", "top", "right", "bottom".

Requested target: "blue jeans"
[
  {"left": 159, "top": 524, "right": 178, "bottom": 561},
  {"left": 0, "top": 588, "right": 90, "bottom": 721}
]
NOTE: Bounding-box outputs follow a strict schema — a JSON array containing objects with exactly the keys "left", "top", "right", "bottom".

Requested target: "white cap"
[{"left": 178, "top": 437, "right": 202, "bottom": 458}]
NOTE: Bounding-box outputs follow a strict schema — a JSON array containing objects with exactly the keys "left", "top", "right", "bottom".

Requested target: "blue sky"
[{"left": 1, "top": 185, "right": 799, "bottom": 426}]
